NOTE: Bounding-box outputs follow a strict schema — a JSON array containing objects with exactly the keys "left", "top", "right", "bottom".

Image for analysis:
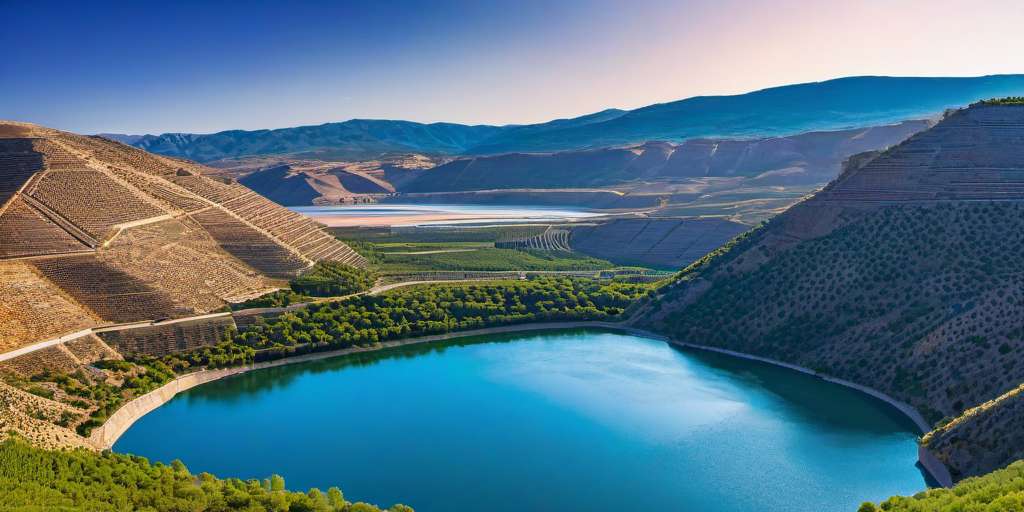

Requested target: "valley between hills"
[{"left": 6, "top": 95, "right": 1024, "bottom": 510}]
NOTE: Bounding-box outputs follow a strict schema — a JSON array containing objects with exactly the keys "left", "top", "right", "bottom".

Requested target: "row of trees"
[
  {"left": 232, "top": 277, "right": 651, "bottom": 355},
  {"left": 0, "top": 436, "right": 410, "bottom": 512},
  {"left": 290, "top": 262, "right": 377, "bottom": 297},
  {"left": 978, "top": 96, "right": 1024, "bottom": 106},
  {"left": 233, "top": 264, "right": 377, "bottom": 310}
]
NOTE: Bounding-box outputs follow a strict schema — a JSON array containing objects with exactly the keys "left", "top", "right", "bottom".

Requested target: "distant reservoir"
[
  {"left": 292, "top": 203, "right": 605, "bottom": 227},
  {"left": 114, "top": 329, "right": 925, "bottom": 512}
]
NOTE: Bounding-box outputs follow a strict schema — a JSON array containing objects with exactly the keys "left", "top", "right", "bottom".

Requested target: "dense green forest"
[
  {"left": 233, "top": 277, "right": 650, "bottom": 358},
  {"left": 290, "top": 263, "right": 376, "bottom": 297},
  {"left": 232, "top": 263, "right": 377, "bottom": 310},
  {"left": 858, "top": 460, "right": 1024, "bottom": 511},
  {"left": 0, "top": 437, "right": 410, "bottom": 512}
]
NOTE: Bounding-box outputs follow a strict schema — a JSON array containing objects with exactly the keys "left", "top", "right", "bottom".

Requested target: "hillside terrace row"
[
  {"left": 221, "top": 191, "right": 366, "bottom": 266},
  {"left": 496, "top": 227, "right": 572, "bottom": 252},
  {"left": 104, "top": 166, "right": 210, "bottom": 213},
  {"left": 31, "top": 255, "right": 191, "bottom": 324},
  {"left": 97, "top": 316, "right": 236, "bottom": 357},
  {"left": 0, "top": 261, "right": 100, "bottom": 353},
  {"left": 0, "top": 198, "right": 90, "bottom": 259},
  {"left": 190, "top": 208, "right": 309, "bottom": 277},
  {"left": 100, "top": 218, "right": 276, "bottom": 309},
  {"left": 24, "top": 169, "right": 167, "bottom": 239},
  {"left": 0, "top": 139, "right": 43, "bottom": 208}
]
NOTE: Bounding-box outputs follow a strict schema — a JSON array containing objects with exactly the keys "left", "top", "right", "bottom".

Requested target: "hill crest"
[{"left": 113, "top": 75, "right": 1024, "bottom": 162}]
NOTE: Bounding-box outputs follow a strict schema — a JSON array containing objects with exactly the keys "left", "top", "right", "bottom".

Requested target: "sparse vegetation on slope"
[
  {"left": 2, "top": 343, "right": 256, "bottom": 438},
  {"left": 641, "top": 102, "right": 1024, "bottom": 485},
  {"left": 651, "top": 202, "right": 1024, "bottom": 428},
  {"left": 0, "top": 436, "right": 411, "bottom": 512}
]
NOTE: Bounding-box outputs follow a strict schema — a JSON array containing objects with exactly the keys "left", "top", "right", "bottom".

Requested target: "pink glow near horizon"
[{"left": 3, "top": 0, "right": 1022, "bottom": 133}]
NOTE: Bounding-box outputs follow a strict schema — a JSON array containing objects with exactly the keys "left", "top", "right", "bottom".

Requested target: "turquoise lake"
[{"left": 114, "top": 329, "right": 927, "bottom": 511}]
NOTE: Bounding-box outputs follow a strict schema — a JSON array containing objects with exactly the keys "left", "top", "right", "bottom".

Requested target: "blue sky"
[{"left": 2, "top": 0, "right": 1023, "bottom": 134}]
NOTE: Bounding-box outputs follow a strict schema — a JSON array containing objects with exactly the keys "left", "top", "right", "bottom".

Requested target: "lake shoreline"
[
  {"left": 88, "top": 321, "right": 619, "bottom": 450},
  {"left": 90, "top": 321, "right": 952, "bottom": 487}
]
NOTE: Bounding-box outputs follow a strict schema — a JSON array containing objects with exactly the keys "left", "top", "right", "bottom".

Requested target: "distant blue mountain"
[
  {"left": 119, "top": 121, "right": 506, "bottom": 162},
  {"left": 464, "top": 75, "right": 1024, "bottom": 154},
  {"left": 111, "top": 75, "right": 1024, "bottom": 161}
]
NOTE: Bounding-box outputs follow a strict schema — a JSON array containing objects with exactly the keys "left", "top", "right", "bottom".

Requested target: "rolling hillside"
[
  {"left": 468, "top": 75, "right": 1024, "bottom": 154},
  {"left": 237, "top": 164, "right": 394, "bottom": 205},
  {"left": 120, "top": 120, "right": 504, "bottom": 162},
  {"left": 116, "top": 75, "right": 1024, "bottom": 162},
  {"left": 637, "top": 101, "right": 1024, "bottom": 482},
  {"left": 401, "top": 120, "right": 929, "bottom": 192}
]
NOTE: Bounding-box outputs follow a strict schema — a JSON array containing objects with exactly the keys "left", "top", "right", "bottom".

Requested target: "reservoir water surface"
[
  {"left": 114, "top": 329, "right": 926, "bottom": 512},
  {"left": 291, "top": 203, "right": 604, "bottom": 227}
]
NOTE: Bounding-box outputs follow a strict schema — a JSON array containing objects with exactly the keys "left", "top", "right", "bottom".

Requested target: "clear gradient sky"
[{"left": 2, "top": 0, "right": 1023, "bottom": 134}]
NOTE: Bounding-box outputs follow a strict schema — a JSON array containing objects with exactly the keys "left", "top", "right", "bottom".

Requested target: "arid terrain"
[{"left": 0, "top": 121, "right": 364, "bottom": 447}]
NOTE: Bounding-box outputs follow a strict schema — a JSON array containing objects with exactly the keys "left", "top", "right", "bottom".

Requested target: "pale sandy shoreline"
[{"left": 89, "top": 321, "right": 953, "bottom": 487}]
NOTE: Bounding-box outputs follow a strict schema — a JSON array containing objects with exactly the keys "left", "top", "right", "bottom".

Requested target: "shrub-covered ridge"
[
  {"left": 0, "top": 436, "right": 410, "bottom": 511},
  {"left": 858, "top": 460, "right": 1024, "bottom": 511},
  {"left": 643, "top": 201, "right": 1024, "bottom": 479}
]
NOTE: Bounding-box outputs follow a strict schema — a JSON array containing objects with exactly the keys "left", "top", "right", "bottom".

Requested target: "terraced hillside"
[
  {"left": 0, "top": 121, "right": 364, "bottom": 351},
  {"left": 637, "top": 103, "right": 1024, "bottom": 482},
  {"left": 0, "top": 121, "right": 369, "bottom": 450},
  {"left": 570, "top": 217, "right": 749, "bottom": 269},
  {"left": 495, "top": 226, "right": 572, "bottom": 252}
]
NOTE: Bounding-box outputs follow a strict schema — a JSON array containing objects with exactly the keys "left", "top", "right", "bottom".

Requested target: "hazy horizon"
[{"left": 3, "top": 0, "right": 1024, "bottom": 134}]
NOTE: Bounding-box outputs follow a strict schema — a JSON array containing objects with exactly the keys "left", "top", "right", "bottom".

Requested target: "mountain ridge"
[{"left": 108, "top": 75, "right": 1024, "bottom": 162}]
